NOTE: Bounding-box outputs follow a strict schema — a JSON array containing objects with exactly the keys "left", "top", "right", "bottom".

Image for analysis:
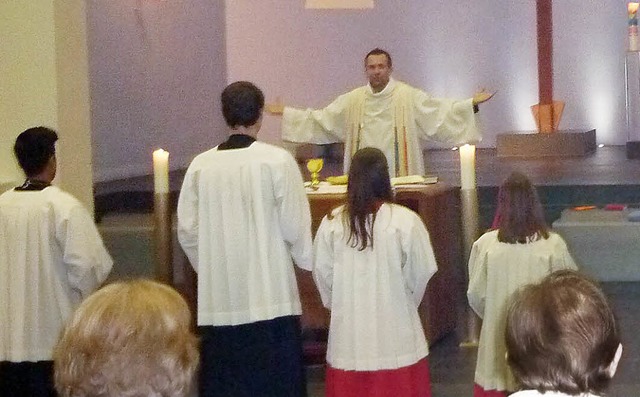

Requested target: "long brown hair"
[
  {"left": 495, "top": 172, "right": 549, "bottom": 243},
  {"left": 343, "top": 148, "right": 393, "bottom": 250}
]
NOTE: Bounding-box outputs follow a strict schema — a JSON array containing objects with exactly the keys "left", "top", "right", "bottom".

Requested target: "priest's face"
[{"left": 365, "top": 54, "right": 392, "bottom": 93}]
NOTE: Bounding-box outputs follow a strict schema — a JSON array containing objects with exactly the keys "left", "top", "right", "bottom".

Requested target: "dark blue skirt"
[
  {"left": 199, "top": 315, "right": 307, "bottom": 397},
  {"left": 0, "top": 360, "right": 56, "bottom": 397}
]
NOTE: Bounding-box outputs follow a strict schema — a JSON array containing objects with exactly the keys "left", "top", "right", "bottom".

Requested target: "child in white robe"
[
  {"left": 506, "top": 270, "right": 622, "bottom": 397},
  {"left": 313, "top": 147, "right": 438, "bottom": 397},
  {"left": 467, "top": 172, "right": 578, "bottom": 397}
]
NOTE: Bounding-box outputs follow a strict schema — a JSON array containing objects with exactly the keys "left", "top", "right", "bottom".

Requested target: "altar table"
[{"left": 297, "top": 183, "right": 462, "bottom": 345}]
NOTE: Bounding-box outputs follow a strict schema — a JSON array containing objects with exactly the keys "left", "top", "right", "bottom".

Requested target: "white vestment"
[
  {"left": 467, "top": 230, "right": 578, "bottom": 392},
  {"left": 282, "top": 78, "right": 479, "bottom": 176},
  {"left": 313, "top": 203, "right": 437, "bottom": 371},
  {"left": 177, "top": 141, "right": 313, "bottom": 327},
  {"left": 0, "top": 186, "right": 113, "bottom": 362}
]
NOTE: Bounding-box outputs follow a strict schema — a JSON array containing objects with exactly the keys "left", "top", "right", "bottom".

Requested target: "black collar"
[
  {"left": 217, "top": 134, "right": 256, "bottom": 151},
  {"left": 16, "top": 179, "right": 51, "bottom": 191}
]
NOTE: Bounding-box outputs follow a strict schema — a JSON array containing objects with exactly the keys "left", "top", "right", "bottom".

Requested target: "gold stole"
[{"left": 346, "top": 84, "right": 411, "bottom": 177}]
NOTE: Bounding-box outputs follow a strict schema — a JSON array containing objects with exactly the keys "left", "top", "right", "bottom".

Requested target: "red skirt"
[
  {"left": 325, "top": 358, "right": 431, "bottom": 397},
  {"left": 473, "top": 384, "right": 509, "bottom": 397}
]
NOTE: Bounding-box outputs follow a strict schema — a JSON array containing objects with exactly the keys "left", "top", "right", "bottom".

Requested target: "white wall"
[
  {"left": 226, "top": 0, "right": 628, "bottom": 148},
  {"left": 87, "top": 0, "right": 227, "bottom": 182},
  {"left": 88, "top": 0, "right": 631, "bottom": 181},
  {"left": 1, "top": 0, "right": 95, "bottom": 210},
  {"left": 1, "top": 1, "right": 58, "bottom": 185}
]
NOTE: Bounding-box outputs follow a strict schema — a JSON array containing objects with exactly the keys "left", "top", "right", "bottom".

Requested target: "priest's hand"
[
  {"left": 472, "top": 89, "right": 496, "bottom": 106},
  {"left": 265, "top": 99, "right": 285, "bottom": 115}
]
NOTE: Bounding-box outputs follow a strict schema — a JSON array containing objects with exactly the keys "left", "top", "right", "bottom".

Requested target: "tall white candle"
[
  {"left": 459, "top": 144, "right": 476, "bottom": 190},
  {"left": 153, "top": 149, "right": 169, "bottom": 194}
]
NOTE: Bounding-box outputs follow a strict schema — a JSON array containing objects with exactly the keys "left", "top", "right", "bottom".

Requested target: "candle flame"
[{"left": 629, "top": 2, "right": 639, "bottom": 15}]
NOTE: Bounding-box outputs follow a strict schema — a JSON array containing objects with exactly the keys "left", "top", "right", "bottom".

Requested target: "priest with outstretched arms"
[{"left": 267, "top": 48, "right": 494, "bottom": 177}]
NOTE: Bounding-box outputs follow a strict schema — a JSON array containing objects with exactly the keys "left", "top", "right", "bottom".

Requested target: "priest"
[{"left": 268, "top": 48, "right": 494, "bottom": 177}]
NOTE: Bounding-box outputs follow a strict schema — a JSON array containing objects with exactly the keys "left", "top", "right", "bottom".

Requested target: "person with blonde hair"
[
  {"left": 506, "top": 270, "right": 622, "bottom": 397},
  {"left": 53, "top": 279, "right": 199, "bottom": 397},
  {"left": 467, "top": 171, "right": 578, "bottom": 397}
]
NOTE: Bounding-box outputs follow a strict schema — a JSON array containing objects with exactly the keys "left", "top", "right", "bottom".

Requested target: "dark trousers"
[
  {"left": 0, "top": 361, "right": 56, "bottom": 397},
  {"left": 199, "top": 315, "right": 307, "bottom": 397}
]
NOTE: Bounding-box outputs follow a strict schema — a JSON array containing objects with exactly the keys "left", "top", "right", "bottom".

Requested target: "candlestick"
[
  {"left": 459, "top": 144, "right": 476, "bottom": 190},
  {"left": 629, "top": 3, "right": 639, "bottom": 51},
  {"left": 459, "top": 144, "right": 481, "bottom": 346},
  {"left": 153, "top": 149, "right": 169, "bottom": 194}
]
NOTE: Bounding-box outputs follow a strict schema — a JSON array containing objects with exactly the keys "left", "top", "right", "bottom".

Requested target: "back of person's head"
[
  {"left": 221, "top": 81, "right": 264, "bottom": 128},
  {"left": 506, "top": 270, "right": 622, "bottom": 395},
  {"left": 344, "top": 147, "right": 393, "bottom": 250},
  {"left": 14, "top": 126, "right": 58, "bottom": 177},
  {"left": 364, "top": 48, "right": 392, "bottom": 68},
  {"left": 54, "top": 279, "right": 199, "bottom": 397},
  {"left": 495, "top": 171, "right": 549, "bottom": 243}
]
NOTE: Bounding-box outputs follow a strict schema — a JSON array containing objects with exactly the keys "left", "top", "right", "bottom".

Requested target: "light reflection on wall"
[
  {"left": 588, "top": 93, "right": 616, "bottom": 143},
  {"left": 513, "top": 88, "right": 538, "bottom": 131}
]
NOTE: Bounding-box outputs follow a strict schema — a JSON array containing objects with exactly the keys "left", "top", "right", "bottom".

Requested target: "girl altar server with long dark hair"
[
  {"left": 467, "top": 172, "right": 578, "bottom": 397},
  {"left": 312, "top": 147, "right": 437, "bottom": 397}
]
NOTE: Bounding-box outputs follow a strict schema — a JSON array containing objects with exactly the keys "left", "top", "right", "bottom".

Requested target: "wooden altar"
[{"left": 297, "top": 183, "right": 463, "bottom": 346}]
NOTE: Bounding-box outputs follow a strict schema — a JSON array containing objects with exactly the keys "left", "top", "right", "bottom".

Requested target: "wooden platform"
[{"left": 496, "top": 129, "right": 597, "bottom": 158}]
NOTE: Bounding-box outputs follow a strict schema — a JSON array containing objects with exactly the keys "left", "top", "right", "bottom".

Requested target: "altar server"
[
  {"left": 268, "top": 48, "right": 494, "bottom": 176},
  {"left": 467, "top": 172, "right": 578, "bottom": 397},
  {"left": 0, "top": 126, "right": 113, "bottom": 396},
  {"left": 313, "top": 147, "right": 437, "bottom": 397},
  {"left": 506, "top": 270, "right": 622, "bottom": 397},
  {"left": 177, "top": 81, "right": 313, "bottom": 397}
]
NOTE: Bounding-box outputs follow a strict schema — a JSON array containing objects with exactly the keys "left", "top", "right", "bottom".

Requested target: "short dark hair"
[
  {"left": 364, "top": 48, "right": 392, "bottom": 68},
  {"left": 495, "top": 172, "right": 549, "bottom": 243},
  {"left": 506, "top": 270, "right": 620, "bottom": 395},
  {"left": 14, "top": 126, "right": 58, "bottom": 176},
  {"left": 343, "top": 147, "right": 393, "bottom": 250},
  {"left": 221, "top": 81, "right": 265, "bottom": 128}
]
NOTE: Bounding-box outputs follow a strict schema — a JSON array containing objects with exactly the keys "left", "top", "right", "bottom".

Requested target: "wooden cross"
[{"left": 532, "top": 0, "right": 564, "bottom": 133}]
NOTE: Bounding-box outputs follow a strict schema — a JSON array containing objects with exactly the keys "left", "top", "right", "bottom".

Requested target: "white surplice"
[
  {"left": 282, "top": 78, "right": 479, "bottom": 176},
  {"left": 467, "top": 230, "right": 578, "bottom": 392},
  {"left": 313, "top": 203, "right": 437, "bottom": 371},
  {"left": 0, "top": 186, "right": 113, "bottom": 362},
  {"left": 177, "top": 141, "right": 313, "bottom": 326}
]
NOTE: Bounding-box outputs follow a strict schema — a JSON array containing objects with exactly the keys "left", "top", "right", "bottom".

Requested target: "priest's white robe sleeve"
[
  {"left": 312, "top": 215, "right": 334, "bottom": 309},
  {"left": 177, "top": 168, "right": 200, "bottom": 271},
  {"left": 467, "top": 240, "right": 487, "bottom": 318},
  {"left": 282, "top": 93, "right": 352, "bottom": 144},
  {"left": 412, "top": 90, "right": 481, "bottom": 145},
  {"left": 402, "top": 215, "right": 438, "bottom": 307},
  {"left": 275, "top": 154, "right": 314, "bottom": 271},
  {"left": 59, "top": 205, "right": 113, "bottom": 299}
]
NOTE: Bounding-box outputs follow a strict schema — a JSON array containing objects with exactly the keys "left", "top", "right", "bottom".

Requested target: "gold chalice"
[{"left": 307, "top": 158, "right": 324, "bottom": 189}]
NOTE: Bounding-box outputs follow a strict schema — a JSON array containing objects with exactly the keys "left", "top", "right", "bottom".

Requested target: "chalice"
[{"left": 307, "top": 158, "right": 324, "bottom": 189}]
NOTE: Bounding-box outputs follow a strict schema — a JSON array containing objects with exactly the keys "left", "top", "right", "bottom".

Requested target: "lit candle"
[
  {"left": 459, "top": 144, "right": 476, "bottom": 190},
  {"left": 153, "top": 149, "right": 169, "bottom": 194}
]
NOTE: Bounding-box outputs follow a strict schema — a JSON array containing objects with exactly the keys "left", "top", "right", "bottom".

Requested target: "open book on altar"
[
  {"left": 391, "top": 175, "right": 438, "bottom": 186},
  {"left": 306, "top": 175, "right": 438, "bottom": 194}
]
